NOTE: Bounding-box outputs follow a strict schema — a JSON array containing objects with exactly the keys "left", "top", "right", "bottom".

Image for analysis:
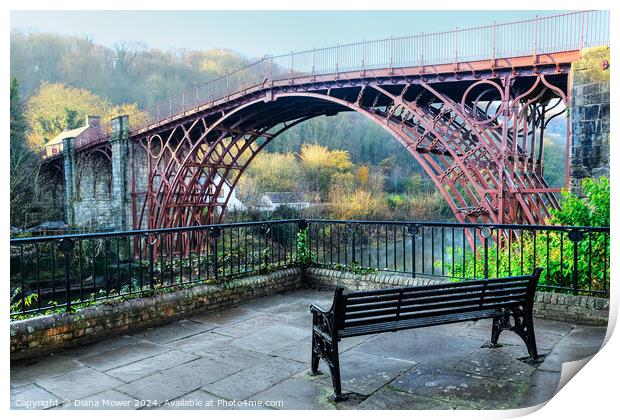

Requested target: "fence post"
[
  {"left": 59, "top": 238, "right": 74, "bottom": 312},
  {"left": 420, "top": 33, "right": 425, "bottom": 72},
  {"left": 532, "top": 15, "right": 539, "bottom": 64},
  {"left": 454, "top": 28, "right": 459, "bottom": 70},
  {"left": 492, "top": 22, "right": 497, "bottom": 68},
  {"left": 480, "top": 227, "right": 492, "bottom": 279},
  {"left": 568, "top": 229, "right": 583, "bottom": 295},
  {"left": 335, "top": 44, "right": 339, "bottom": 76},
  {"left": 361, "top": 39, "right": 365, "bottom": 75},
  {"left": 350, "top": 224, "right": 356, "bottom": 265},
  {"left": 389, "top": 35, "right": 394, "bottom": 73},
  {"left": 407, "top": 225, "right": 419, "bottom": 279},
  {"left": 147, "top": 234, "right": 155, "bottom": 290},
  {"left": 579, "top": 12, "right": 585, "bottom": 50},
  {"left": 209, "top": 226, "right": 221, "bottom": 280}
]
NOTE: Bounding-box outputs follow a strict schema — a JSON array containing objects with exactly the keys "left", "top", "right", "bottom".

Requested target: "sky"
[{"left": 10, "top": 10, "right": 565, "bottom": 58}]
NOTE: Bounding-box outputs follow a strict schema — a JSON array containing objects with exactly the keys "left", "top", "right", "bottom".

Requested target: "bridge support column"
[
  {"left": 570, "top": 46, "right": 610, "bottom": 196},
  {"left": 62, "top": 137, "right": 76, "bottom": 226},
  {"left": 110, "top": 115, "right": 131, "bottom": 231}
]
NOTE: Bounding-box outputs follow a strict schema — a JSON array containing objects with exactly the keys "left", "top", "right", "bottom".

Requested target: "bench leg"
[
  {"left": 309, "top": 331, "right": 322, "bottom": 376},
  {"left": 491, "top": 314, "right": 510, "bottom": 346},
  {"left": 492, "top": 311, "right": 538, "bottom": 359},
  {"left": 327, "top": 340, "right": 345, "bottom": 402},
  {"left": 514, "top": 315, "right": 538, "bottom": 359},
  {"left": 309, "top": 331, "right": 346, "bottom": 401}
]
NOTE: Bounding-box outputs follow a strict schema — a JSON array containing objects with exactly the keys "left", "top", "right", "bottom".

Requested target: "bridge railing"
[
  {"left": 131, "top": 10, "right": 608, "bottom": 133},
  {"left": 10, "top": 219, "right": 610, "bottom": 318}
]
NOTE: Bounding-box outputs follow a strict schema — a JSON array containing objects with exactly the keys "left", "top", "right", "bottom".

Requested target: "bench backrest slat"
[
  {"left": 344, "top": 292, "right": 527, "bottom": 321},
  {"left": 344, "top": 281, "right": 529, "bottom": 313},
  {"left": 343, "top": 276, "right": 531, "bottom": 300}
]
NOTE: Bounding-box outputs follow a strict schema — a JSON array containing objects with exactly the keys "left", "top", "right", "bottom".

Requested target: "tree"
[
  {"left": 237, "top": 152, "right": 303, "bottom": 203},
  {"left": 10, "top": 79, "right": 44, "bottom": 227},
  {"left": 299, "top": 144, "right": 353, "bottom": 199},
  {"left": 25, "top": 82, "right": 149, "bottom": 148},
  {"left": 64, "top": 108, "right": 80, "bottom": 130},
  {"left": 542, "top": 137, "right": 567, "bottom": 187}
]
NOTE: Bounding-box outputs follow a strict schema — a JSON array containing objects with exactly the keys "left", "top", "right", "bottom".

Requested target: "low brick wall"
[
  {"left": 10, "top": 266, "right": 608, "bottom": 360},
  {"left": 304, "top": 267, "right": 609, "bottom": 326},
  {"left": 10, "top": 268, "right": 303, "bottom": 360}
]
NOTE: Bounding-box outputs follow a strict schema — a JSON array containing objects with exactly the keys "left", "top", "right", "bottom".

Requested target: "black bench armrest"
[
  {"left": 310, "top": 303, "right": 330, "bottom": 315},
  {"left": 310, "top": 303, "right": 333, "bottom": 333}
]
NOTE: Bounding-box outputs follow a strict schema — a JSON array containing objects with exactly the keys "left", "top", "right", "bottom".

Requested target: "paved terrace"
[{"left": 11, "top": 290, "right": 606, "bottom": 410}]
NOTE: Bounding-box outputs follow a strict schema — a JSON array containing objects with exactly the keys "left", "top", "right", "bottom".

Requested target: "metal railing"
[
  {"left": 306, "top": 220, "right": 610, "bottom": 297},
  {"left": 131, "top": 10, "right": 608, "bottom": 132},
  {"left": 10, "top": 220, "right": 301, "bottom": 318},
  {"left": 10, "top": 219, "right": 610, "bottom": 318}
]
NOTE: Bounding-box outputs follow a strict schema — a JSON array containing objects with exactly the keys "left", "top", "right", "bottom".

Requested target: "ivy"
[{"left": 294, "top": 228, "right": 312, "bottom": 266}]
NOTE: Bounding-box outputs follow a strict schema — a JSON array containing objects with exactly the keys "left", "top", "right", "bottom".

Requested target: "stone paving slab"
[
  {"left": 106, "top": 350, "right": 199, "bottom": 383},
  {"left": 230, "top": 324, "right": 310, "bottom": 354},
  {"left": 235, "top": 294, "right": 301, "bottom": 312},
  {"left": 354, "top": 328, "right": 485, "bottom": 364},
  {"left": 54, "top": 390, "right": 139, "bottom": 410},
  {"left": 251, "top": 376, "right": 336, "bottom": 410},
  {"left": 170, "top": 331, "right": 232, "bottom": 354},
  {"left": 79, "top": 341, "right": 169, "bottom": 371},
  {"left": 202, "top": 357, "right": 306, "bottom": 400},
  {"left": 152, "top": 389, "right": 270, "bottom": 410},
  {"left": 390, "top": 368, "right": 530, "bottom": 410},
  {"left": 10, "top": 289, "right": 608, "bottom": 410},
  {"left": 130, "top": 319, "right": 214, "bottom": 344},
  {"left": 190, "top": 307, "right": 259, "bottom": 327},
  {"left": 36, "top": 367, "right": 124, "bottom": 400},
  {"left": 211, "top": 313, "right": 281, "bottom": 338},
  {"left": 116, "top": 357, "right": 239, "bottom": 402},
  {"left": 60, "top": 335, "right": 141, "bottom": 358},
  {"left": 11, "top": 355, "right": 84, "bottom": 388},
  {"left": 11, "top": 384, "right": 62, "bottom": 410},
  {"left": 323, "top": 350, "right": 415, "bottom": 396},
  {"left": 357, "top": 387, "right": 454, "bottom": 410},
  {"left": 520, "top": 370, "right": 561, "bottom": 407},
  {"left": 451, "top": 348, "right": 536, "bottom": 380},
  {"left": 192, "top": 341, "right": 274, "bottom": 369}
]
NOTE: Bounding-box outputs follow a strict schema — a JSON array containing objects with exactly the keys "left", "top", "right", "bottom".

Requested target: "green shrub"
[{"left": 442, "top": 177, "right": 610, "bottom": 294}]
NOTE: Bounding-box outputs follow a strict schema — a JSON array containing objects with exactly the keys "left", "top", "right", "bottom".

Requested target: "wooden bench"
[{"left": 309, "top": 268, "right": 543, "bottom": 401}]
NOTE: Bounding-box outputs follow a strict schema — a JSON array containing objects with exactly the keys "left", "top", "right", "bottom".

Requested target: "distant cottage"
[
  {"left": 212, "top": 173, "right": 246, "bottom": 213},
  {"left": 44, "top": 116, "right": 103, "bottom": 158},
  {"left": 259, "top": 192, "right": 310, "bottom": 212}
]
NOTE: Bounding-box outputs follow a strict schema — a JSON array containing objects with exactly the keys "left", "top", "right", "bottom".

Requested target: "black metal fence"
[
  {"left": 306, "top": 220, "right": 610, "bottom": 297},
  {"left": 10, "top": 219, "right": 610, "bottom": 318},
  {"left": 9, "top": 220, "right": 301, "bottom": 318}
]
